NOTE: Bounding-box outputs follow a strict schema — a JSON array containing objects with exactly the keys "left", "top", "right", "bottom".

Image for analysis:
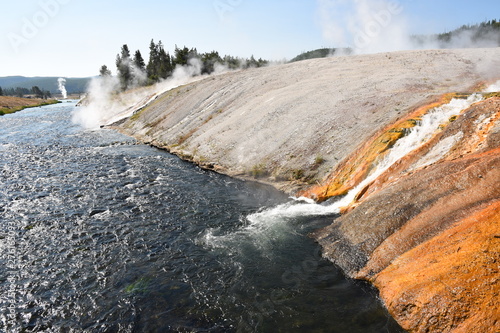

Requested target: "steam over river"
[{"left": 0, "top": 102, "right": 403, "bottom": 332}]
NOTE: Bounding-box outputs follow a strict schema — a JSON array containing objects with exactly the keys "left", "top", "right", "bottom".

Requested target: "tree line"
[
  {"left": 436, "top": 19, "right": 500, "bottom": 43},
  {"left": 0, "top": 86, "right": 52, "bottom": 99},
  {"left": 100, "top": 40, "right": 269, "bottom": 91},
  {"left": 411, "top": 19, "right": 500, "bottom": 48}
]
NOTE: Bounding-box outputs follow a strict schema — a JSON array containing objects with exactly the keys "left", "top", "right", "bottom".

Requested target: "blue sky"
[{"left": 1, "top": 0, "right": 499, "bottom": 77}]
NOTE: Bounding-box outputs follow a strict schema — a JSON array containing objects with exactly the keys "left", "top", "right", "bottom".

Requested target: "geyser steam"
[
  {"left": 58, "top": 78, "right": 67, "bottom": 99},
  {"left": 318, "top": 0, "right": 410, "bottom": 54},
  {"left": 72, "top": 59, "right": 206, "bottom": 129},
  {"left": 317, "top": 0, "right": 500, "bottom": 55}
]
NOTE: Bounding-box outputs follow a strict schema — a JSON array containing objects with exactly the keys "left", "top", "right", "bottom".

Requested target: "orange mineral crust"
[
  {"left": 312, "top": 96, "right": 500, "bottom": 332},
  {"left": 372, "top": 201, "right": 500, "bottom": 333},
  {"left": 299, "top": 93, "right": 460, "bottom": 202}
]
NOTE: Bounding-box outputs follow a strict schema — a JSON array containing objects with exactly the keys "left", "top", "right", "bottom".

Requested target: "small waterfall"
[{"left": 246, "top": 93, "right": 484, "bottom": 224}]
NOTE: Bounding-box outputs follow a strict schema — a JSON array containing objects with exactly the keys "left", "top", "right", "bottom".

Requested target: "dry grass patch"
[{"left": 0, "top": 96, "right": 59, "bottom": 115}]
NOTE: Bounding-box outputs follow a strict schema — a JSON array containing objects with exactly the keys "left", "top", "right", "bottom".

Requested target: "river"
[{"left": 0, "top": 102, "right": 403, "bottom": 332}]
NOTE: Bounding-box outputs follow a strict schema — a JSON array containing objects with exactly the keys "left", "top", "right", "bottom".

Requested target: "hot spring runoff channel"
[{"left": 0, "top": 102, "right": 404, "bottom": 332}]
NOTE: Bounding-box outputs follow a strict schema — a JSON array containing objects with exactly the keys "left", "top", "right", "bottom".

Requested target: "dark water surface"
[{"left": 0, "top": 102, "right": 404, "bottom": 332}]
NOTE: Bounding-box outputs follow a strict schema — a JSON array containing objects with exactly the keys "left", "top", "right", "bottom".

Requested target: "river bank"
[
  {"left": 0, "top": 96, "right": 60, "bottom": 115},
  {"left": 101, "top": 48, "right": 500, "bottom": 332}
]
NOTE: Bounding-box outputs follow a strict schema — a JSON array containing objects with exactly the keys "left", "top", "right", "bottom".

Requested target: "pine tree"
[
  {"left": 146, "top": 40, "right": 173, "bottom": 83},
  {"left": 174, "top": 45, "right": 198, "bottom": 66},
  {"left": 0, "top": 86, "right": 3, "bottom": 96},
  {"left": 134, "top": 50, "right": 146, "bottom": 72},
  {"left": 31, "top": 86, "right": 43, "bottom": 99},
  {"left": 158, "top": 46, "right": 173, "bottom": 79},
  {"left": 99, "top": 65, "right": 112, "bottom": 77},
  {"left": 147, "top": 39, "right": 159, "bottom": 83},
  {"left": 223, "top": 55, "right": 241, "bottom": 69},
  {"left": 116, "top": 44, "right": 132, "bottom": 90},
  {"left": 120, "top": 44, "right": 131, "bottom": 60},
  {"left": 132, "top": 50, "right": 147, "bottom": 86},
  {"left": 247, "top": 55, "right": 258, "bottom": 68},
  {"left": 201, "top": 51, "right": 222, "bottom": 74}
]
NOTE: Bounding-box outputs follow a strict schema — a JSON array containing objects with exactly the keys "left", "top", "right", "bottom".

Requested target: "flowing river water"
[{"left": 0, "top": 102, "right": 403, "bottom": 332}]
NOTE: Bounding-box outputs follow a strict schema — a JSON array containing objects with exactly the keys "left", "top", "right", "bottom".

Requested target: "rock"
[
  {"left": 312, "top": 97, "right": 500, "bottom": 332},
  {"left": 372, "top": 201, "right": 500, "bottom": 333},
  {"left": 312, "top": 145, "right": 500, "bottom": 278}
]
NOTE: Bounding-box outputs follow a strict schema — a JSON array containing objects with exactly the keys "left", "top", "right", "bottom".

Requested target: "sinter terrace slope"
[{"left": 114, "top": 49, "right": 498, "bottom": 191}]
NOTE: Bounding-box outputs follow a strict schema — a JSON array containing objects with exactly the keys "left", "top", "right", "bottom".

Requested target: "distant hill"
[
  {"left": 289, "top": 48, "right": 352, "bottom": 63},
  {"left": 0, "top": 76, "right": 91, "bottom": 94}
]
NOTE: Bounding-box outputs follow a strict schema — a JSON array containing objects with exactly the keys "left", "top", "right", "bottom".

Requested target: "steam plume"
[
  {"left": 318, "top": 0, "right": 410, "bottom": 54},
  {"left": 317, "top": 0, "right": 500, "bottom": 55},
  {"left": 72, "top": 60, "right": 205, "bottom": 129},
  {"left": 485, "top": 80, "right": 500, "bottom": 92},
  {"left": 58, "top": 78, "right": 67, "bottom": 99}
]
